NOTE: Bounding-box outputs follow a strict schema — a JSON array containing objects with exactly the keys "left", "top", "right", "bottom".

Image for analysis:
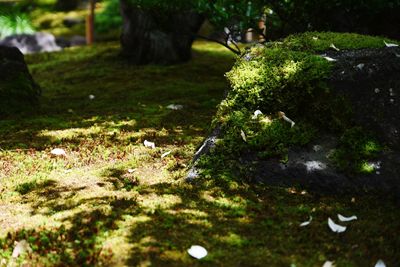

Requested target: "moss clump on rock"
[
  {"left": 0, "top": 46, "right": 40, "bottom": 117},
  {"left": 204, "top": 32, "right": 398, "bottom": 176}
]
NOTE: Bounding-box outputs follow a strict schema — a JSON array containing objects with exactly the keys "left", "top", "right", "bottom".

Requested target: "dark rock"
[
  {"left": 326, "top": 47, "right": 400, "bottom": 150},
  {"left": 55, "top": 36, "right": 71, "bottom": 48},
  {"left": 245, "top": 135, "right": 400, "bottom": 195},
  {"left": 188, "top": 47, "right": 400, "bottom": 196},
  {"left": 186, "top": 126, "right": 221, "bottom": 182},
  {"left": 62, "top": 17, "right": 84, "bottom": 28},
  {"left": 70, "top": 35, "right": 86, "bottom": 47},
  {"left": 0, "top": 46, "right": 40, "bottom": 117},
  {"left": 0, "top": 32, "right": 62, "bottom": 54}
]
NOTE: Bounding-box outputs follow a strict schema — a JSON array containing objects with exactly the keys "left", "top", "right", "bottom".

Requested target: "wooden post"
[{"left": 86, "top": 0, "right": 95, "bottom": 45}]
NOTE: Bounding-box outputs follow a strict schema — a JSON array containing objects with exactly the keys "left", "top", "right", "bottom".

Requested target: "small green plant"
[{"left": 0, "top": 12, "right": 35, "bottom": 38}]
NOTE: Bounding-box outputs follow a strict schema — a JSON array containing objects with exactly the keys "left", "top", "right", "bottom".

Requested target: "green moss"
[
  {"left": 280, "top": 31, "right": 398, "bottom": 52},
  {"left": 0, "top": 73, "right": 41, "bottom": 116},
  {"left": 217, "top": 109, "right": 316, "bottom": 160},
  {"left": 330, "top": 127, "right": 382, "bottom": 174},
  {"left": 223, "top": 47, "right": 331, "bottom": 118}
]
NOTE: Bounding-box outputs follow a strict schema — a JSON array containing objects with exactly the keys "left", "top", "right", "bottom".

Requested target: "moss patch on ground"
[{"left": 0, "top": 40, "right": 399, "bottom": 266}]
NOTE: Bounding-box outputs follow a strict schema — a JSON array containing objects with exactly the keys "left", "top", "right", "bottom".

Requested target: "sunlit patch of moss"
[
  {"left": 330, "top": 127, "right": 382, "bottom": 174},
  {"left": 280, "top": 31, "right": 399, "bottom": 52},
  {"left": 360, "top": 161, "right": 376, "bottom": 174}
]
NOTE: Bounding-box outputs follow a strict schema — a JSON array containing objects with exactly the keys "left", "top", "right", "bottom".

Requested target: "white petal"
[
  {"left": 224, "top": 27, "right": 230, "bottom": 34},
  {"left": 312, "top": 36, "right": 318, "bottom": 40},
  {"left": 282, "top": 114, "right": 295, "bottom": 128},
  {"left": 161, "top": 151, "right": 171, "bottom": 158},
  {"left": 12, "top": 240, "right": 32, "bottom": 258},
  {"left": 356, "top": 63, "right": 365, "bottom": 70},
  {"left": 88, "top": 94, "right": 95, "bottom": 100},
  {"left": 166, "top": 104, "right": 183, "bottom": 110},
  {"left": 330, "top": 44, "right": 340, "bottom": 51},
  {"left": 50, "top": 148, "right": 66, "bottom": 156},
  {"left": 127, "top": 168, "right": 135, "bottom": 173},
  {"left": 252, "top": 110, "right": 263, "bottom": 119},
  {"left": 328, "top": 217, "right": 346, "bottom": 233},
  {"left": 338, "top": 214, "right": 357, "bottom": 222},
  {"left": 384, "top": 41, "right": 399, "bottom": 47},
  {"left": 322, "top": 261, "right": 335, "bottom": 267},
  {"left": 187, "top": 245, "right": 207, "bottom": 259},
  {"left": 375, "top": 259, "right": 386, "bottom": 267},
  {"left": 240, "top": 130, "right": 247, "bottom": 142},
  {"left": 143, "top": 140, "right": 156, "bottom": 149},
  {"left": 299, "top": 216, "right": 312, "bottom": 227},
  {"left": 322, "top": 56, "right": 337, "bottom": 62}
]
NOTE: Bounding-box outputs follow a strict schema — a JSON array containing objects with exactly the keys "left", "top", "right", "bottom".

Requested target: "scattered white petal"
[
  {"left": 356, "top": 63, "right": 365, "bottom": 70},
  {"left": 224, "top": 27, "right": 230, "bottom": 34},
  {"left": 252, "top": 110, "right": 263, "bottom": 119},
  {"left": 166, "top": 104, "right": 183, "bottom": 110},
  {"left": 395, "top": 53, "right": 400, "bottom": 58},
  {"left": 88, "top": 94, "right": 95, "bottom": 100},
  {"left": 390, "top": 99, "right": 395, "bottom": 103},
  {"left": 67, "top": 109, "right": 73, "bottom": 113},
  {"left": 313, "top": 145, "right": 322, "bottom": 152},
  {"left": 299, "top": 216, "right": 312, "bottom": 227},
  {"left": 279, "top": 112, "right": 295, "bottom": 127},
  {"left": 322, "top": 261, "right": 335, "bottom": 267},
  {"left": 328, "top": 217, "right": 346, "bottom": 233},
  {"left": 64, "top": 169, "right": 72, "bottom": 174},
  {"left": 384, "top": 41, "right": 399, "bottom": 47},
  {"left": 375, "top": 259, "right": 386, "bottom": 267},
  {"left": 338, "top": 214, "right": 357, "bottom": 222},
  {"left": 12, "top": 240, "right": 32, "bottom": 258},
  {"left": 143, "top": 140, "right": 156, "bottom": 149},
  {"left": 376, "top": 171, "right": 381, "bottom": 175},
  {"left": 127, "top": 168, "right": 135, "bottom": 173},
  {"left": 161, "top": 151, "right": 171, "bottom": 158},
  {"left": 50, "top": 148, "right": 66, "bottom": 156},
  {"left": 330, "top": 44, "right": 340, "bottom": 51},
  {"left": 374, "top": 88, "right": 380, "bottom": 93},
  {"left": 187, "top": 245, "right": 207, "bottom": 259},
  {"left": 312, "top": 36, "right": 318, "bottom": 40},
  {"left": 322, "top": 56, "right": 337, "bottom": 62},
  {"left": 240, "top": 130, "right": 247, "bottom": 142}
]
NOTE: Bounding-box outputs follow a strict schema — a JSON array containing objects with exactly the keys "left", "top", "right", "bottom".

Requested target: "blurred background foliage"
[{"left": 1, "top": 0, "right": 399, "bottom": 42}]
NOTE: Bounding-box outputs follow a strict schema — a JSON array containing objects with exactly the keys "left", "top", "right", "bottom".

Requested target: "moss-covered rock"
[
  {"left": 192, "top": 32, "right": 400, "bottom": 194},
  {"left": 0, "top": 45, "right": 40, "bottom": 118}
]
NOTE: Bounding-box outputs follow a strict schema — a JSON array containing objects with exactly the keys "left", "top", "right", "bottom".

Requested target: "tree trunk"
[{"left": 119, "top": 0, "right": 204, "bottom": 65}]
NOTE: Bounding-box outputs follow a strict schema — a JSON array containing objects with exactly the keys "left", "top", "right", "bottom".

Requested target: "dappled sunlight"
[{"left": 1, "top": 39, "right": 399, "bottom": 266}]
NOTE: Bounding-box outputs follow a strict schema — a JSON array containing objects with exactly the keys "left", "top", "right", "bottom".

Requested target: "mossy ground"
[{"left": 0, "top": 40, "right": 399, "bottom": 266}]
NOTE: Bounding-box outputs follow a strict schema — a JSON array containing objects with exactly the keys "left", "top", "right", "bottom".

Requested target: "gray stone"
[{"left": 0, "top": 32, "right": 62, "bottom": 54}]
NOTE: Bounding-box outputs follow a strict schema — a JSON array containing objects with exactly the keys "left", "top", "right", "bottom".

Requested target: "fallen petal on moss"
[
  {"left": 338, "top": 214, "right": 357, "bottom": 222},
  {"left": 328, "top": 217, "right": 346, "bottom": 233}
]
